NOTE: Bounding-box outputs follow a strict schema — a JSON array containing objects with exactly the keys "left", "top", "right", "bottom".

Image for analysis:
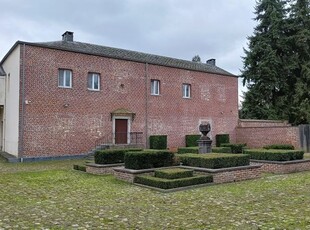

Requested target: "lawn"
[{"left": 0, "top": 155, "right": 310, "bottom": 229}]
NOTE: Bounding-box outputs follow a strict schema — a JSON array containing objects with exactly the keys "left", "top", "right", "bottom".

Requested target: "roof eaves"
[{"left": 0, "top": 65, "right": 6, "bottom": 76}]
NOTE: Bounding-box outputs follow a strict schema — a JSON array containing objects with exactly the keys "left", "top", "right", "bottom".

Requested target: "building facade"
[{"left": 0, "top": 32, "right": 238, "bottom": 160}]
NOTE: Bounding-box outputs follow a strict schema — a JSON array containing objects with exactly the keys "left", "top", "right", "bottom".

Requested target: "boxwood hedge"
[
  {"left": 220, "top": 143, "right": 247, "bottom": 153},
  {"left": 154, "top": 168, "right": 194, "bottom": 179},
  {"left": 263, "top": 144, "right": 295, "bottom": 150},
  {"left": 244, "top": 149, "right": 304, "bottom": 161},
  {"left": 124, "top": 150, "right": 174, "bottom": 170},
  {"left": 185, "top": 135, "right": 201, "bottom": 147},
  {"left": 177, "top": 153, "right": 250, "bottom": 169},
  {"left": 94, "top": 148, "right": 142, "bottom": 164}
]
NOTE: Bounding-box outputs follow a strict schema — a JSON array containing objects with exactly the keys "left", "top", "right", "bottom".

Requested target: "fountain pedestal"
[{"left": 197, "top": 122, "right": 212, "bottom": 154}]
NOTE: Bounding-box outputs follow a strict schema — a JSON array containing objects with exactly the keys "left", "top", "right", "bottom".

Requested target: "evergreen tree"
[
  {"left": 241, "top": 0, "right": 289, "bottom": 120},
  {"left": 288, "top": 0, "right": 310, "bottom": 124},
  {"left": 192, "top": 55, "right": 201, "bottom": 62}
]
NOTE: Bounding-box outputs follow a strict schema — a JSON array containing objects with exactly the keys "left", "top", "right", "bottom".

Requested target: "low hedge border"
[
  {"left": 94, "top": 148, "right": 142, "bottom": 164},
  {"left": 244, "top": 149, "right": 304, "bottom": 161},
  {"left": 220, "top": 143, "right": 247, "bottom": 153},
  {"left": 178, "top": 147, "right": 199, "bottom": 154},
  {"left": 177, "top": 153, "right": 250, "bottom": 169},
  {"left": 154, "top": 168, "right": 193, "bottom": 179},
  {"left": 124, "top": 150, "right": 174, "bottom": 170},
  {"left": 73, "top": 164, "right": 86, "bottom": 172},
  {"left": 134, "top": 174, "right": 213, "bottom": 189},
  {"left": 212, "top": 147, "right": 231, "bottom": 153},
  {"left": 263, "top": 144, "right": 295, "bottom": 150}
]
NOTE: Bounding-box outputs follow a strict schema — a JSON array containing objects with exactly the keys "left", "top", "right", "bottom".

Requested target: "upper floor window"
[
  {"left": 58, "top": 69, "right": 72, "bottom": 88},
  {"left": 151, "top": 79, "right": 160, "bottom": 95},
  {"left": 182, "top": 83, "right": 191, "bottom": 98},
  {"left": 88, "top": 73, "right": 100, "bottom": 91}
]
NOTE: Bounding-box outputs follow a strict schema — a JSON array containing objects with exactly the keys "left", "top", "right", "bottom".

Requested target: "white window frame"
[
  {"left": 182, "top": 83, "right": 191, "bottom": 98},
  {"left": 88, "top": 73, "right": 100, "bottom": 91},
  {"left": 58, "top": 69, "right": 72, "bottom": 88},
  {"left": 151, "top": 79, "right": 160, "bottom": 95}
]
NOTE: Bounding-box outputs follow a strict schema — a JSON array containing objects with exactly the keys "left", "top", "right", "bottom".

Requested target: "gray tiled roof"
[
  {"left": 27, "top": 40, "right": 235, "bottom": 77},
  {"left": 0, "top": 66, "right": 5, "bottom": 76}
]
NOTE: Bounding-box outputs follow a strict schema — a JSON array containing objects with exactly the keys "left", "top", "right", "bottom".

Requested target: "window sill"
[
  {"left": 88, "top": 88, "right": 100, "bottom": 92},
  {"left": 58, "top": 86, "right": 72, "bottom": 89}
]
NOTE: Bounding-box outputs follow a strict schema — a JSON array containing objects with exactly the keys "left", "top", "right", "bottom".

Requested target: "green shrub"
[
  {"left": 244, "top": 149, "right": 304, "bottom": 161},
  {"left": 178, "top": 153, "right": 250, "bottom": 169},
  {"left": 263, "top": 144, "right": 295, "bottom": 150},
  {"left": 221, "top": 143, "right": 247, "bottom": 153},
  {"left": 185, "top": 135, "right": 201, "bottom": 147},
  {"left": 178, "top": 147, "right": 199, "bottom": 154},
  {"left": 154, "top": 168, "right": 194, "bottom": 179},
  {"left": 211, "top": 147, "right": 231, "bottom": 153},
  {"left": 94, "top": 148, "right": 142, "bottom": 164},
  {"left": 149, "top": 135, "right": 167, "bottom": 149},
  {"left": 215, "top": 134, "right": 230, "bottom": 147},
  {"left": 73, "top": 164, "right": 86, "bottom": 172},
  {"left": 134, "top": 174, "right": 213, "bottom": 189},
  {"left": 124, "top": 150, "right": 174, "bottom": 170}
]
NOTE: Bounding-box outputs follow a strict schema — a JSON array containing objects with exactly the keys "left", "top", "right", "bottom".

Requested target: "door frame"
[{"left": 112, "top": 116, "right": 131, "bottom": 144}]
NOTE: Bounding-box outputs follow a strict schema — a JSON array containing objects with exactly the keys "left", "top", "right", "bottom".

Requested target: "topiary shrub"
[
  {"left": 211, "top": 147, "right": 232, "bottom": 153},
  {"left": 263, "top": 144, "right": 295, "bottom": 150},
  {"left": 134, "top": 174, "right": 213, "bottom": 189},
  {"left": 220, "top": 143, "right": 247, "bottom": 153},
  {"left": 73, "top": 164, "right": 86, "bottom": 172},
  {"left": 94, "top": 148, "right": 142, "bottom": 164},
  {"left": 244, "top": 149, "right": 304, "bottom": 161},
  {"left": 215, "top": 134, "right": 230, "bottom": 147},
  {"left": 177, "top": 153, "right": 250, "bottom": 169},
  {"left": 185, "top": 135, "right": 201, "bottom": 147},
  {"left": 177, "top": 147, "right": 199, "bottom": 154},
  {"left": 154, "top": 168, "right": 194, "bottom": 179},
  {"left": 124, "top": 150, "right": 174, "bottom": 170},
  {"left": 149, "top": 135, "right": 167, "bottom": 149}
]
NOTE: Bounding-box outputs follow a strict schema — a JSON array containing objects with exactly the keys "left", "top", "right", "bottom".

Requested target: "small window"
[
  {"left": 88, "top": 73, "right": 100, "bottom": 91},
  {"left": 182, "top": 84, "right": 191, "bottom": 98},
  {"left": 151, "top": 80, "right": 160, "bottom": 95},
  {"left": 58, "top": 69, "right": 72, "bottom": 88}
]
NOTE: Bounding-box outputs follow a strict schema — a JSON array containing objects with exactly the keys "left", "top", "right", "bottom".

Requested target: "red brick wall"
[
  {"left": 20, "top": 45, "right": 238, "bottom": 157},
  {"left": 236, "top": 120, "right": 300, "bottom": 148}
]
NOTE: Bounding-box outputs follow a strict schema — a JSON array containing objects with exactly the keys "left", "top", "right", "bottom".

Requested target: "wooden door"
[{"left": 115, "top": 119, "right": 128, "bottom": 144}]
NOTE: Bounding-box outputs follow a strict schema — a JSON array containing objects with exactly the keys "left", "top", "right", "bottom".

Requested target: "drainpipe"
[
  {"left": 19, "top": 43, "right": 26, "bottom": 162},
  {"left": 145, "top": 63, "right": 149, "bottom": 148}
]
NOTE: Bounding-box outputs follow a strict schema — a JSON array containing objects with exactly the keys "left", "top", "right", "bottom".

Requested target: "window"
[
  {"left": 88, "top": 73, "right": 100, "bottom": 91},
  {"left": 58, "top": 69, "right": 72, "bottom": 88},
  {"left": 182, "top": 84, "right": 191, "bottom": 98},
  {"left": 151, "top": 80, "right": 160, "bottom": 95}
]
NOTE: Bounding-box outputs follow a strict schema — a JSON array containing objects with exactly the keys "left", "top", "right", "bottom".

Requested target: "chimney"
[
  {"left": 62, "top": 31, "right": 74, "bottom": 42},
  {"left": 206, "top": 59, "right": 216, "bottom": 66}
]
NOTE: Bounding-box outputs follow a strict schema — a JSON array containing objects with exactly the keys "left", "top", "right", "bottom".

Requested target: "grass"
[{"left": 1, "top": 155, "right": 310, "bottom": 229}]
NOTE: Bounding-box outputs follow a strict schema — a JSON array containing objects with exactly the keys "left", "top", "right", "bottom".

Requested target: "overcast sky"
[{"left": 0, "top": 0, "right": 257, "bottom": 102}]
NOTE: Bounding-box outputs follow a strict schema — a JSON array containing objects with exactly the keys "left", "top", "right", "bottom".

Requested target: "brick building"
[{"left": 0, "top": 31, "right": 238, "bottom": 160}]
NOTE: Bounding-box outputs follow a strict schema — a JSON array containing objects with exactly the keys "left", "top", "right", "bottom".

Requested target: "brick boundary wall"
[
  {"left": 250, "top": 159, "right": 310, "bottom": 174},
  {"left": 113, "top": 165, "right": 262, "bottom": 184},
  {"left": 236, "top": 120, "right": 300, "bottom": 149},
  {"left": 86, "top": 163, "right": 124, "bottom": 175}
]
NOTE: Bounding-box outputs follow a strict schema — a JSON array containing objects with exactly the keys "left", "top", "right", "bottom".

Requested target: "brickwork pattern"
[
  {"left": 20, "top": 45, "right": 238, "bottom": 157},
  {"left": 236, "top": 126, "right": 300, "bottom": 149},
  {"left": 85, "top": 163, "right": 124, "bottom": 175},
  {"left": 251, "top": 160, "right": 310, "bottom": 174}
]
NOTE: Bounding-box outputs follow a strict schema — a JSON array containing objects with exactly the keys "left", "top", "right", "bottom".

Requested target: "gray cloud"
[{"left": 0, "top": 0, "right": 257, "bottom": 100}]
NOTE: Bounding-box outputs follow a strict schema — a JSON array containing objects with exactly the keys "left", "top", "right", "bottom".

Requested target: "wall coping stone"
[{"left": 86, "top": 163, "right": 124, "bottom": 168}]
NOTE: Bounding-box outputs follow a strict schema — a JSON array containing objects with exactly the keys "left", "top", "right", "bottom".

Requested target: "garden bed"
[
  {"left": 250, "top": 159, "right": 310, "bottom": 174},
  {"left": 86, "top": 163, "right": 124, "bottom": 175}
]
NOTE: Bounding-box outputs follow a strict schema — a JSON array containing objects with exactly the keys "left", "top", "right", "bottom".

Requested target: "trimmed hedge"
[
  {"left": 185, "top": 135, "right": 201, "bottom": 147},
  {"left": 263, "top": 144, "right": 295, "bottom": 150},
  {"left": 94, "top": 148, "right": 142, "bottom": 164},
  {"left": 221, "top": 143, "right": 247, "bottom": 153},
  {"left": 149, "top": 135, "right": 167, "bottom": 149},
  {"left": 73, "top": 164, "right": 86, "bottom": 172},
  {"left": 124, "top": 150, "right": 174, "bottom": 170},
  {"left": 134, "top": 174, "right": 213, "bottom": 189},
  {"left": 211, "top": 147, "right": 231, "bottom": 153},
  {"left": 178, "top": 147, "right": 199, "bottom": 154},
  {"left": 154, "top": 168, "right": 194, "bottom": 179},
  {"left": 244, "top": 149, "right": 304, "bottom": 161},
  {"left": 178, "top": 153, "right": 250, "bottom": 169},
  {"left": 215, "top": 134, "right": 230, "bottom": 147}
]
